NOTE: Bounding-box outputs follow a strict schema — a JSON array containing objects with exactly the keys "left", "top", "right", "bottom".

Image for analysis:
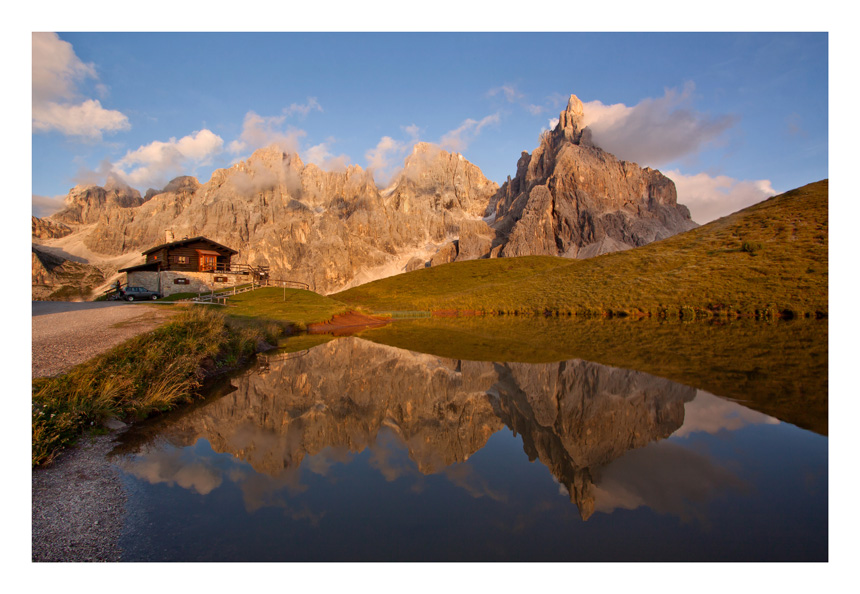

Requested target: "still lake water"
[{"left": 110, "top": 318, "right": 827, "bottom": 562}]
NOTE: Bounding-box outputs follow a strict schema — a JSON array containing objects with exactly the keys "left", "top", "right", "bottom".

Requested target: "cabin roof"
[{"left": 141, "top": 236, "right": 238, "bottom": 256}]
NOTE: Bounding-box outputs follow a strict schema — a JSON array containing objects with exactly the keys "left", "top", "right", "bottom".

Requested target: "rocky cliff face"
[
  {"left": 32, "top": 247, "right": 105, "bottom": 300},
  {"left": 487, "top": 95, "right": 697, "bottom": 259},
  {"left": 32, "top": 92, "right": 697, "bottom": 297},
  {"left": 51, "top": 178, "right": 144, "bottom": 226},
  {"left": 32, "top": 216, "right": 71, "bottom": 240}
]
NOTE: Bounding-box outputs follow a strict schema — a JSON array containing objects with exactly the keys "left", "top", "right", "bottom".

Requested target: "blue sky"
[{"left": 32, "top": 31, "right": 828, "bottom": 223}]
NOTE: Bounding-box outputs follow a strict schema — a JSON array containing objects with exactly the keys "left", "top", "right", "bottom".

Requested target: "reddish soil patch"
[{"left": 308, "top": 311, "right": 390, "bottom": 336}]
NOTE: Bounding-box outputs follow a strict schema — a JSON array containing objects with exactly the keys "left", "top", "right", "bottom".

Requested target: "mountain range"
[{"left": 32, "top": 94, "right": 696, "bottom": 299}]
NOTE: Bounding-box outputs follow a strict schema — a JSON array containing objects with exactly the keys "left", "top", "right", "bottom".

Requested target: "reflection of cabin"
[{"left": 118, "top": 236, "right": 269, "bottom": 296}]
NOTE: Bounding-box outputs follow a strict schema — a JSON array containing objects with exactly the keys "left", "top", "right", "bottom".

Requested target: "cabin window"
[
  {"left": 177, "top": 256, "right": 189, "bottom": 264},
  {"left": 214, "top": 276, "right": 228, "bottom": 283},
  {"left": 174, "top": 278, "right": 189, "bottom": 285}
]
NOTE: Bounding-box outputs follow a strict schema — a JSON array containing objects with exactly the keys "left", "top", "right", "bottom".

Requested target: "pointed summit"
[{"left": 556, "top": 93, "right": 590, "bottom": 144}]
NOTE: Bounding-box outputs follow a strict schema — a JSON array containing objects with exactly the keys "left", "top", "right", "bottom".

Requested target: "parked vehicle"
[{"left": 122, "top": 286, "right": 162, "bottom": 301}]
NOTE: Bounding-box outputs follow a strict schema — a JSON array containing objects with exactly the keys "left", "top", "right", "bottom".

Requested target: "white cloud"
[
  {"left": 488, "top": 84, "right": 522, "bottom": 103},
  {"left": 365, "top": 135, "right": 405, "bottom": 184},
  {"left": 32, "top": 32, "right": 129, "bottom": 139},
  {"left": 581, "top": 82, "right": 736, "bottom": 166},
  {"left": 489, "top": 84, "right": 547, "bottom": 117},
  {"left": 439, "top": 112, "right": 500, "bottom": 152},
  {"left": 666, "top": 169, "right": 775, "bottom": 224},
  {"left": 402, "top": 124, "right": 421, "bottom": 141},
  {"left": 303, "top": 139, "right": 351, "bottom": 172},
  {"left": 361, "top": 126, "right": 422, "bottom": 186},
  {"left": 113, "top": 129, "right": 224, "bottom": 190},
  {"left": 284, "top": 97, "right": 323, "bottom": 118},
  {"left": 229, "top": 110, "right": 307, "bottom": 155},
  {"left": 304, "top": 142, "right": 333, "bottom": 166},
  {"left": 32, "top": 194, "right": 67, "bottom": 218}
]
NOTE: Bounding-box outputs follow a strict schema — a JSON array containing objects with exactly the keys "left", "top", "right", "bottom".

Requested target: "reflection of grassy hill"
[
  {"left": 336, "top": 180, "right": 828, "bottom": 318},
  {"left": 358, "top": 316, "right": 828, "bottom": 436}
]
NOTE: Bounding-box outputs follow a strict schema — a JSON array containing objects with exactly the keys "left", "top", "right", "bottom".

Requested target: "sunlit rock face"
[
  {"left": 488, "top": 94, "right": 697, "bottom": 259},
  {"left": 32, "top": 216, "right": 72, "bottom": 240},
  {"left": 130, "top": 338, "right": 696, "bottom": 519},
  {"left": 31, "top": 246, "right": 105, "bottom": 300},
  {"left": 51, "top": 178, "right": 144, "bottom": 226}
]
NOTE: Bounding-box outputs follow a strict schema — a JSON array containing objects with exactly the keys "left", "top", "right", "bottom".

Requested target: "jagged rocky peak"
[
  {"left": 485, "top": 90, "right": 696, "bottom": 259},
  {"left": 162, "top": 175, "right": 201, "bottom": 194},
  {"left": 385, "top": 142, "right": 498, "bottom": 218},
  {"left": 145, "top": 176, "right": 201, "bottom": 201},
  {"left": 51, "top": 175, "right": 144, "bottom": 225}
]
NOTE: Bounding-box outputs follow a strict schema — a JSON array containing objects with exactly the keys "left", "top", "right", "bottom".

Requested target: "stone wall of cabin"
[
  {"left": 125, "top": 271, "right": 160, "bottom": 292},
  {"left": 125, "top": 269, "right": 253, "bottom": 297}
]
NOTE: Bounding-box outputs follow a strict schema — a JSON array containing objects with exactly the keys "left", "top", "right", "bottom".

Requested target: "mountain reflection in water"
[{"left": 116, "top": 337, "right": 778, "bottom": 522}]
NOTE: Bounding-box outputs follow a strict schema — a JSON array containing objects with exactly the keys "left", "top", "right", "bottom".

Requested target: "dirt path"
[{"left": 32, "top": 302, "right": 180, "bottom": 378}]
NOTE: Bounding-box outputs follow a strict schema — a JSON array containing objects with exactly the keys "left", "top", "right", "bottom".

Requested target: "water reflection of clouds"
[
  {"left": 122, "top": 447, "right": 224, "bottom": 495},
  {"left": 672, "top": 390, "right": 779, "bottom": 438},
  {"left": 305, "top": 446, "right": 353, "bottom": 478},
  {"left": 368, "top": 428, "right": 506, "bottom": 501},
  {"left": 443, "top": 464, "right": 507, "bottom": 503},
  {"left": 591, "top": 440, "right": 748, "bottom": 525},
  {"left": 121, "top": 439, "right": 323, "bottom": 522},
  {"left": 369, "top": 430, "right": 420, "bottom": 483}
]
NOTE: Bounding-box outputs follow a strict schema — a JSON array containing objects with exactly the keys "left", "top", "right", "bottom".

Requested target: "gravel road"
[
  {"left": 32, "top": 431, "right": 127, "bottom": 561},
  {"left": 32, "top": 301, "right": 179, "bottom": 378}
]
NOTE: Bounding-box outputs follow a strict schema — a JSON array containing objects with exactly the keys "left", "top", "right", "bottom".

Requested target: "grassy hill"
[{"left": 334, "top": 180, "right": 828, "bottom": 318}]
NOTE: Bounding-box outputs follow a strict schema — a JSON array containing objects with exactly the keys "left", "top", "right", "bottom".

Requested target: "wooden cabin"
[
  {"left": 118, "top": 236, "right": 262, "bottom": 297},
  {"left": 141, "top": 236, "right": 238, "bottom": 273}
]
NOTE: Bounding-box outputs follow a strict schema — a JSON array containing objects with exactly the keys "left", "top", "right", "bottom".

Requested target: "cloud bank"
[
  {"left": 112, "top": 129, "right": 224, "bottom": 190},
  {"left": 666, "top": 169, "right": 775, "bottom": 224},
  {"left": 228, "top": 111, "right": 307, "bottom": 155},
  {"left": 32, "top": 194, "right": 67, "bottom": 218},
  {"left": 32, "top": 32, "right": 130, "bottom": 139},
  {"left": 439, "top": 113, "right": 500, "bottom": 152},
  {"left": 228, "top": 99, "right": 321, "bottom": 155},
  {"left": 365, "top": 136, "right": 406, "bottom": 185},
  {"left": 582, "top": 83, "right": 736, "bottom": 167}
]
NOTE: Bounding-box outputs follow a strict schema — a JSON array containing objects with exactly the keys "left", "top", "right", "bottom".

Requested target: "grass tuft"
[{"left": 31, "top": 306, "right": 282, "bottom": 467}]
